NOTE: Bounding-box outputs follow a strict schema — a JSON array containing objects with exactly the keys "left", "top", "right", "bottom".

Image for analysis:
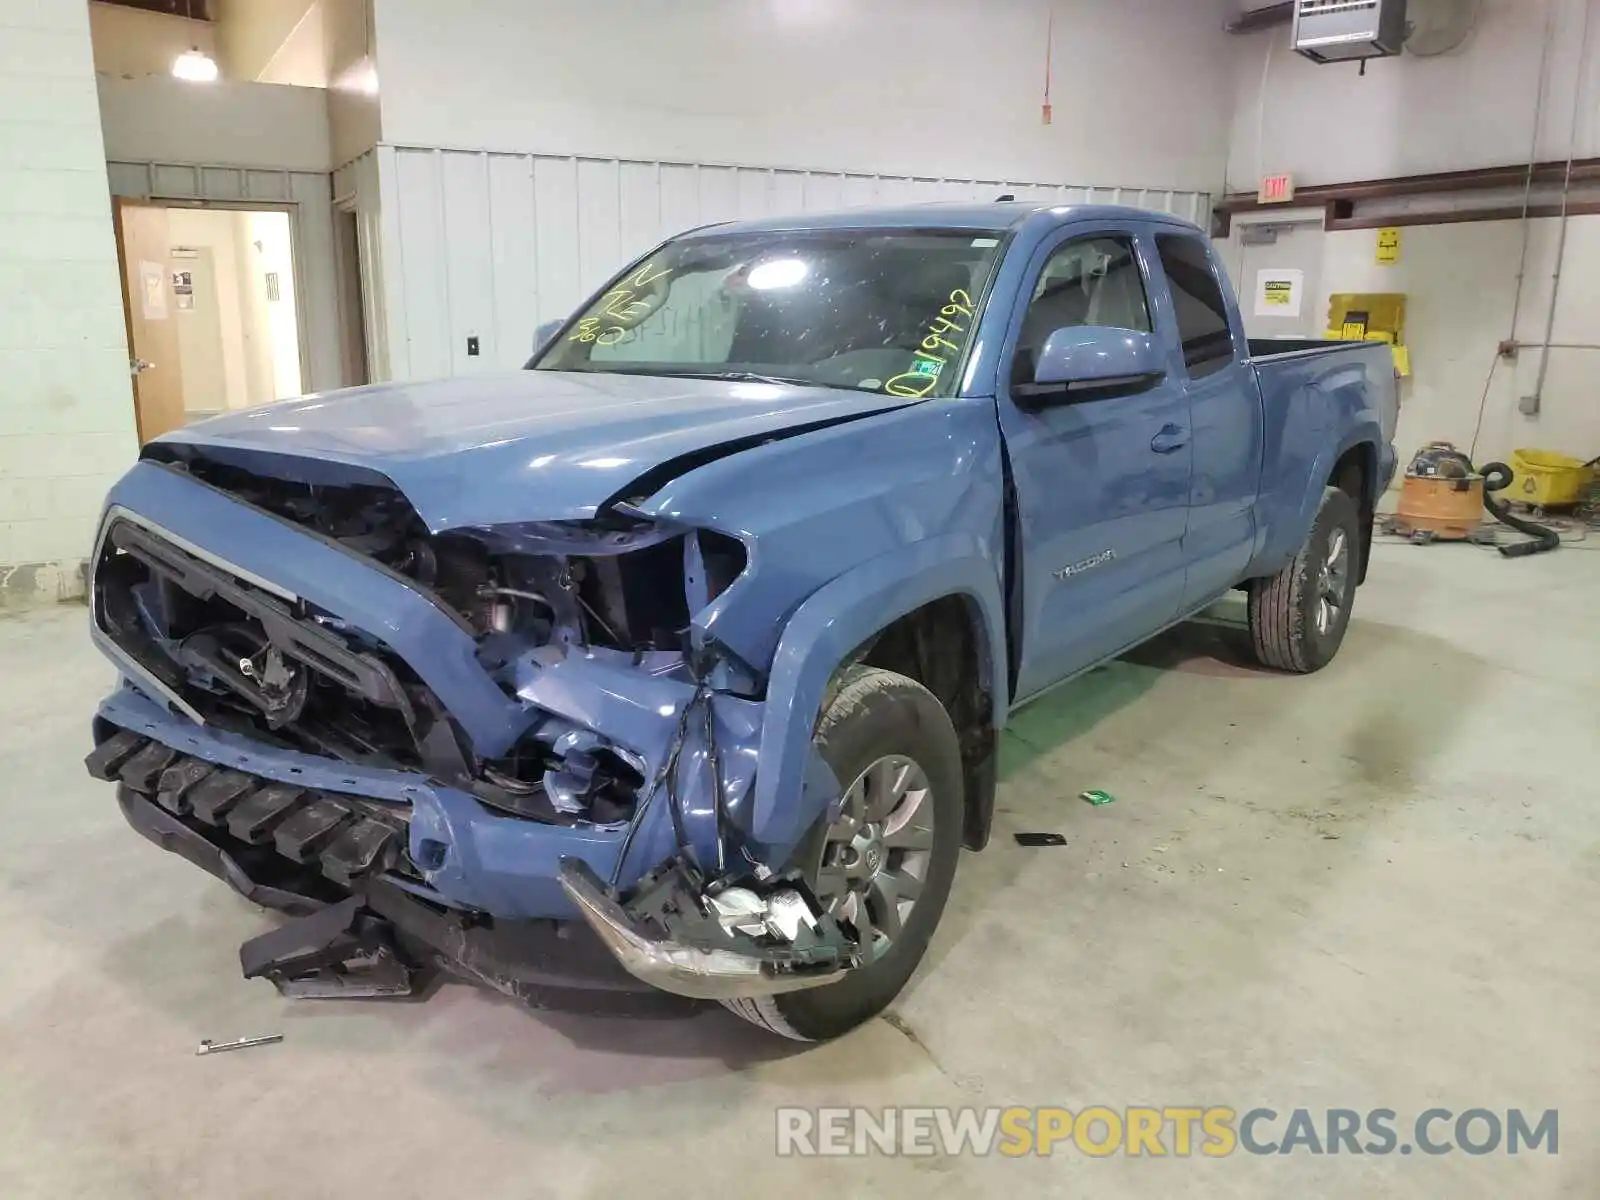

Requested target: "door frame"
[
  {"left": 331, "top": 195, "right": 371, "bottom": 388},
  {"left": 111, "top": 197, "right": 312, "bottom": 438},
  {"left": 111, "top": 196, "right": 156, "bottom": 443},
  {"left": 105, "top": 156, "right": 345, "bottom": 405},
  {"left": 1222, "top": 208, "right": 1328, "bottom": 341}
]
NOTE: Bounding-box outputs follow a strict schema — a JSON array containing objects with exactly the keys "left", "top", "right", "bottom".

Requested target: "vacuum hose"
[{"left": 1480, "top": 462, "right": 1561, "bottom": 558}]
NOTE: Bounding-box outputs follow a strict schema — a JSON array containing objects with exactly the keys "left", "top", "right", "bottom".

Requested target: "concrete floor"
[{"left": 1, "top": 540, "right": 1596, "bottom": 1198}]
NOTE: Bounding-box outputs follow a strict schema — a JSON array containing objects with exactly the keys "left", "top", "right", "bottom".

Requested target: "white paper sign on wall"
[
  {"left": 139, "top": 260, "right": 167, "bottom": 321},
  {"left": 1253, "top": 268, "right": 1304, "bottom": 318}
]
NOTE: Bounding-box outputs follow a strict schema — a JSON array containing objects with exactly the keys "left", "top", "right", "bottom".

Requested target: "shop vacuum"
[{"left": 1385, "top": 441, "right": 1561, "bottom": 558}]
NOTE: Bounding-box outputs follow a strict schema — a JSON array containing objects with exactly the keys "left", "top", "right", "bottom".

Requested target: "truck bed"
[
  {"left": 1242, "top": 337, "right": 1401, "bottom": 580},
  {"left": 1246, "top": 337, "right": 1370, "bottom": 361}
]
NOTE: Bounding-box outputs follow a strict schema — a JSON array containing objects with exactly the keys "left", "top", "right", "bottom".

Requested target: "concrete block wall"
[{"left": 0, "top": 0, "right": 137, "bottom": 604}]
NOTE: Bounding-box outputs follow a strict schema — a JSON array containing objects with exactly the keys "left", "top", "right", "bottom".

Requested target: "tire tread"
[
  {"left": 720, "top": 996, "right": 814, "bottom": 1041},
  {"left": 1248, "top": 486, "right": 1356, "bottom": 674},
  {"left": 719, "top": 665, "right": 962, "bottom": 1042}
]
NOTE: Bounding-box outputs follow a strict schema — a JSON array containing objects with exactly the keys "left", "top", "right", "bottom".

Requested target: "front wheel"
[
  {"left": 1247, "top": 486, "right": 1361, "bottom": 673},
  {"left": 722, "top": 666, "right": 963, "bottom": 1041}
]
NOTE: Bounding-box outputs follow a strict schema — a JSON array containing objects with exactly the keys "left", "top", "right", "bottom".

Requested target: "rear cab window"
[{"left": 1155, "top": 234, "right": 1237, "bottom": 379}]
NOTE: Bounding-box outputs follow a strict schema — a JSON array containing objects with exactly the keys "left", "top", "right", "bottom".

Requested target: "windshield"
[{"left": 534, "top": 229, "right": 1005, "bottom": 398}]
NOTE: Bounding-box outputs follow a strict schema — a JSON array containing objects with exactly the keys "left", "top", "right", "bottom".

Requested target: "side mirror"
[
  {"left": 532, "top": 319, "right": 563, "bottom": 355},
  {"left": 1016, "top": 326, "right": 1166, "bottom": 405}
]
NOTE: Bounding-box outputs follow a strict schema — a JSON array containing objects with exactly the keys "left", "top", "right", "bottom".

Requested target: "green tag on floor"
[{"left": 1080, "top": 790, "right": 1116, "bottom": 806}]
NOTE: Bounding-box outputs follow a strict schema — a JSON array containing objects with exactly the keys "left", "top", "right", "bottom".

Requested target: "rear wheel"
[
  {"left": 722, "top": 666, "right": 963, "bottom": 1041},
  {"left": 1248, "top": 486, "right": 1360, "bottom": 673}
]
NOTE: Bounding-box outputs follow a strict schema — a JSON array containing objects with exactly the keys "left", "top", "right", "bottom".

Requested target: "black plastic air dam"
[{"left": 92, "top": 731, "right": 681, "bottom": 1006}]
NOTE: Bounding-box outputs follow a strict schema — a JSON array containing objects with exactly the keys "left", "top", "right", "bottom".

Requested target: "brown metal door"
[{"left": 114, "top": 199, "right": 187, "bottom": 442}]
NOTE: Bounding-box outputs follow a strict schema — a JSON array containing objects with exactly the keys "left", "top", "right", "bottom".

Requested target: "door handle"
[
  {"left": 130, "top": 358, "right": 156, "bottom": 376},
  {"left": 1150, "top": 424, "right": 1189, "bottom": 454}
]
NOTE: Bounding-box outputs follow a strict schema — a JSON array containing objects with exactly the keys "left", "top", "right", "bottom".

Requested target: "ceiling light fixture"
[
  {"left": 172, "top": 46, "right": 218, "bottom": 82},
  {"left": 171, "top": 0, "right": 218, "bottom": 83}
]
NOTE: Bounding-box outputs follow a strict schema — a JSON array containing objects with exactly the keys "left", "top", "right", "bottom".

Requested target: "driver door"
[{"left": 998, "top": 229, "right": 1194, "bottom": 701}]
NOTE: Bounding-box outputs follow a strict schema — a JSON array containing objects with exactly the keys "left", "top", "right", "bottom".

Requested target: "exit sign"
[{"left": 1259, "top": 173, "right": 1296, "bottom": 204}]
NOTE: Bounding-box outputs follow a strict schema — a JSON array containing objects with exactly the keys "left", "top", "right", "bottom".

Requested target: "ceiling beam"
[{"left": 1218, "top": 159, "right": 1600, "bottom": 213}]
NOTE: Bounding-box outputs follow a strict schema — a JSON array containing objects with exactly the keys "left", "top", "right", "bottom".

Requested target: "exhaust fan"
[
  {"left": 1293, "top": 0, "right": 1408, "bottom": 63},
  {"left": 1404, "top": 0, "right": 1480, "bottom": 57}
]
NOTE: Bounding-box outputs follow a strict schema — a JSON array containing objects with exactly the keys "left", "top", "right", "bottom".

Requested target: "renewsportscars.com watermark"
[{"left": 776, "top": 1106, "right": 1559, "bottom": 1158}]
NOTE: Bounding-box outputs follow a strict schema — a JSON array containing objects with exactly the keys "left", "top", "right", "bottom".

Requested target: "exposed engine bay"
[
  {"left": 169, "top": 453, "right": 748, "bottom": 649},
  {"left": 95, "top": 452, "right": 752, "bottom": 831}
]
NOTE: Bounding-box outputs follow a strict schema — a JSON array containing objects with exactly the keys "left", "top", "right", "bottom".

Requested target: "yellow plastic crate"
[{"left": 1509, "top": 449, "right": 1595, "bottom": 508}]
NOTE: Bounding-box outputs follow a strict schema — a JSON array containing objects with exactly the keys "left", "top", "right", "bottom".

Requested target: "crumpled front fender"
[{"left": 742, "top": 534, "right": 1009, "bottom": 861}]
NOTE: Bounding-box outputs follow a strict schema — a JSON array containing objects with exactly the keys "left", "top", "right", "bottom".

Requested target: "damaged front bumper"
[
  {"left": 86, "top": 461, "right": 861, "bottom": 1003},
  {"left": 95, "top": 733, "right": 658, "bottom": 999},
  {"left": 558, "top": 858, "right": 859, "bottom": 1000},
  {"left": 92, "top": 719, "right": 859, "bottom": 1003}
]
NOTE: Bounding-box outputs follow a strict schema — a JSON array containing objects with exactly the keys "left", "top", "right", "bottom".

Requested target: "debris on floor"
[
  {"left": 1013, "top": 832, "right": 1067, "bottom": 847},
  {"left": 195, "top": 1034, "right": 283, "bottom": 1057},
  {"left": 1079, "top": 789, "right": 1117, "bottom": 806}
]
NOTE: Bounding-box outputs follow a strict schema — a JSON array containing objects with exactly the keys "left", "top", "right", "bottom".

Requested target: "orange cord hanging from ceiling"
[{"left": 1042, "top": 5, "right": 1054, "bottom": 125}]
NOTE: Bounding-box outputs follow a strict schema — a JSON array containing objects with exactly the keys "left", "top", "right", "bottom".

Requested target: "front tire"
[
  {"left": 1248, "top": 486, "right": 1361, "bottom": 673},
  {"left": 722, "top": 666, "right": 963, "bottom": 1041}
]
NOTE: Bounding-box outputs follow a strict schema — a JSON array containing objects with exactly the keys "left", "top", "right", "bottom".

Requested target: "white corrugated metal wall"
[{"left": 373, "top": 144, "right": 1212, "bottom": 382}]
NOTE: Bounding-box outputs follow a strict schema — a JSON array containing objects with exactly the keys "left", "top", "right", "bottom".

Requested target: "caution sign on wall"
[
  {"left": 1376, "top": 227, "right": 1402, "bottom": 265},
  {"left": 1253, "top": 268, "right": 1304, "bottom": 318}
]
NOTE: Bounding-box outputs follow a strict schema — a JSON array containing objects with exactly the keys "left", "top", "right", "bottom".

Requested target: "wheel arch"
[
  {"left": 750, "top": 536, "right": 1007, "bottom": 862},
  {"left": 1328, "top": 439, "right": 1377, "bottom": 583},
  {"left": 1251, "top": 429, "right": 1383, "bottom": 583},
  {"left": 849, "top": 595, "right": 999, "bottom": 851}
]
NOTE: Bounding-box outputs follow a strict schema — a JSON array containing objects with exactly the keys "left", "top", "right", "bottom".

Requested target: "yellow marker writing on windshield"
[
  {"left": 885, "top": 287, "right": 976, "bottom": 397},
  {"left": 569, "top": 264, "right": 673, "bottom": 344},
  {"left": 884, "top": 371, "right": 939, "bottom": 398}
]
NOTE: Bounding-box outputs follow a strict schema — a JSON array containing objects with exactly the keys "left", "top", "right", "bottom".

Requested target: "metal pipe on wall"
[
  {"left": 1505, "top": 0, "right": 1561, "bottom": 343},
  {"left": 1529, "top": 0, "right": 1595, "bottom": 413}
]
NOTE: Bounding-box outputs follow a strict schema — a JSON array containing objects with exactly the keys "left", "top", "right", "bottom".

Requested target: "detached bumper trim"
[
  {"left": 118, "top": 785, "right": 328, "bottom": 918},
  {"left": 114, "top": 784, "right": 654, "bottom": 995}
]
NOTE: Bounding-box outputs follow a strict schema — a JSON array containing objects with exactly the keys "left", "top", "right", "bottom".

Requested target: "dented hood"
[{"left": 157, "top": 370, "right": 912, "bottom": 531}]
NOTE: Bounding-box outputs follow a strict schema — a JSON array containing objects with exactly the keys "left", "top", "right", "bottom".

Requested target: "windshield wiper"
[{"left": 666, "top": 370, "right": 833, "bottom": 389}]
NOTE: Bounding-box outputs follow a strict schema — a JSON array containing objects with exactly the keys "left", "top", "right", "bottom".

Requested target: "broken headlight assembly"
[{"left": 558, "top": 855, "right": 862, "bottom": 1000}]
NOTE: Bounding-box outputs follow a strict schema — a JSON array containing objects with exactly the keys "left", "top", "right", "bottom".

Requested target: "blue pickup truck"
[{"left": 85, "top": 202, "right": 1396, "bottom": 1040}]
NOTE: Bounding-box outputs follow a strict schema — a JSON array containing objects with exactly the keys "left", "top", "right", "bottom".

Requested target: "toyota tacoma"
[{"left": 85, "top": 202, "right": 1396, "bottom": 1040}]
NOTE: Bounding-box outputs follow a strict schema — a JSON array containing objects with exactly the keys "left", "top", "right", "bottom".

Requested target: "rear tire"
[
  {"left": 721, "top": 666, "right": 963, "bottom": 1041},
  {"left": 1248, "top": 486, "right": 1361, "bottom": 673}
]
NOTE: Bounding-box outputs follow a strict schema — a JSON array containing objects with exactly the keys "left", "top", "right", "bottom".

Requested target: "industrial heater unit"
[{"left": 1293, "top": 0, "right": 1409, "bottom": 64}]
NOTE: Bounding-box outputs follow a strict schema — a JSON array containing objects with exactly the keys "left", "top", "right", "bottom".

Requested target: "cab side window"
[
  {"left": 1155, "top": 234, "right": 1236, "bottom": 379},
  {"left": 1012, "top": 235, "right": 1151, "bottom": 385}
]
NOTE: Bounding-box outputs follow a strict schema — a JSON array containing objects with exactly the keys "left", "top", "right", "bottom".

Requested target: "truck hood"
[{"left": 157, "top": 370, "right": 912, "bottom": 531}]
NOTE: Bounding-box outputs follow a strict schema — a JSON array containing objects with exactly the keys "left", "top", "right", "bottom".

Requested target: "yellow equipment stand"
[{"left": 1325, "top": 293, "right": 1410, "bottom": 377}]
